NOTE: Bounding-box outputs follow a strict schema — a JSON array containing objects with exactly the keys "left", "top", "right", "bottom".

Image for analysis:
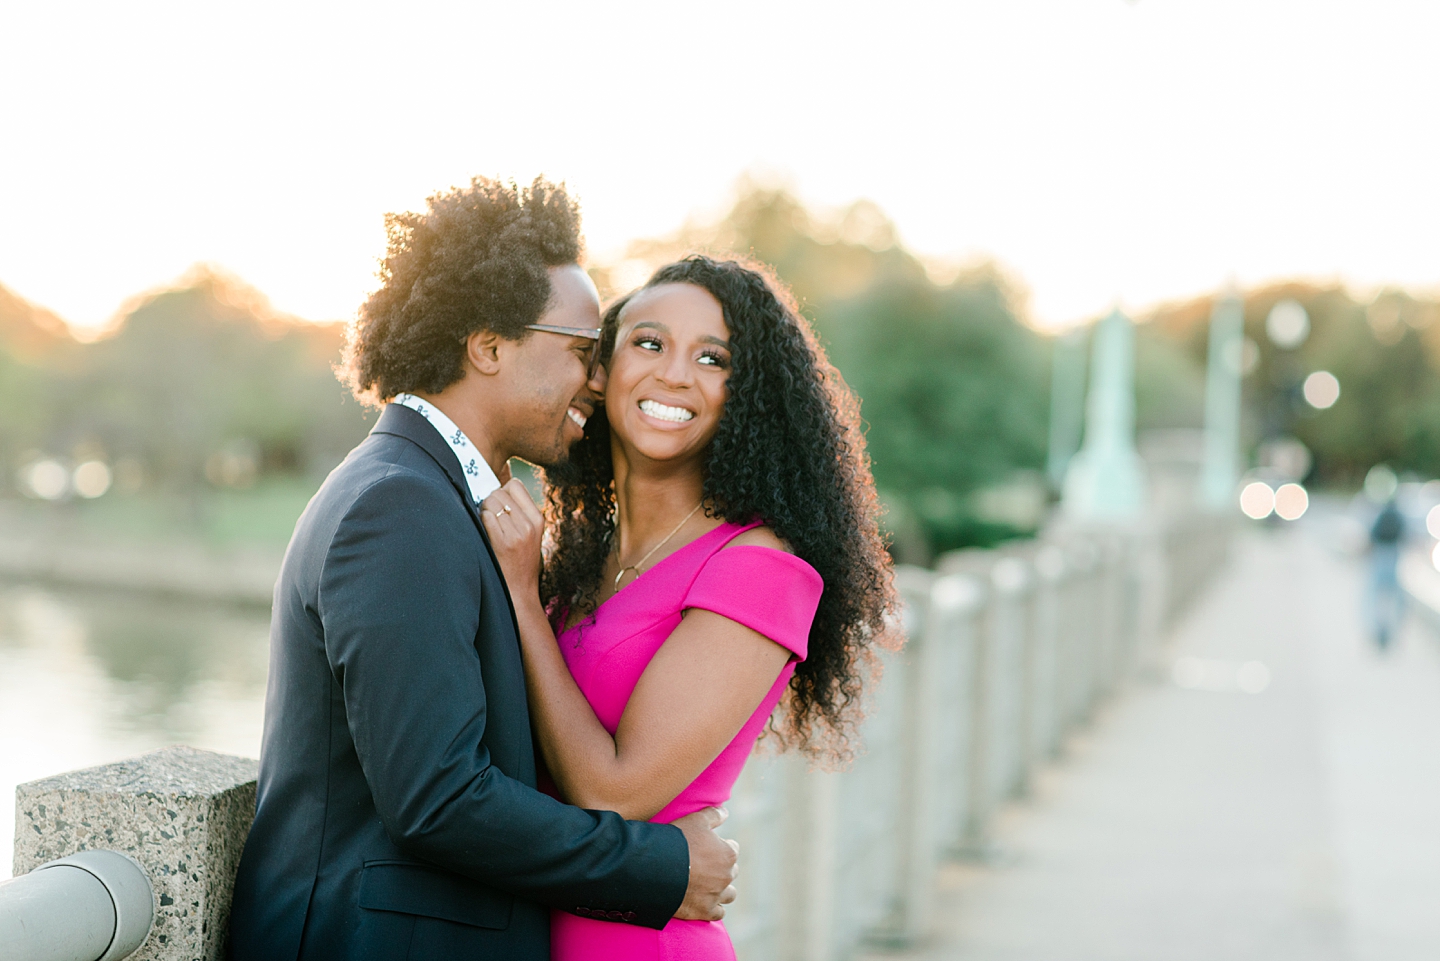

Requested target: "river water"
[{"left": 0, "top": 582, "right": 270, "bottom": 877}]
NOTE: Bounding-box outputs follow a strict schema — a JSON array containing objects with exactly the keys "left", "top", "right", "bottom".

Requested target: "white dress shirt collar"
[{"left": 391, "top": 393, "right": 502, "bottom": 505}]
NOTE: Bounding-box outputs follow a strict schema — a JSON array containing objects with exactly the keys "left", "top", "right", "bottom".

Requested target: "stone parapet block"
[{"left": 13, "top": 745, "right": 259, "bottom": 961}]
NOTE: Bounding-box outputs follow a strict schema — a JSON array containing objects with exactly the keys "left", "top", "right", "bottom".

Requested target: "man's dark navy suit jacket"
[{"left": 227, "top": 404, "right": 689, "bottom": 960}]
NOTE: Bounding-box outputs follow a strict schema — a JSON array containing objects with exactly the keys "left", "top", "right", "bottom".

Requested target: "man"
[{"left": 228, "top": 177, "right": 736, "bottom": 959}]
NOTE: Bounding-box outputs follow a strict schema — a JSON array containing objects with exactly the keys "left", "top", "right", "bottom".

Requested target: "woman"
[{"left": 482, "top": 255, "right": 896, "bottom": 959}]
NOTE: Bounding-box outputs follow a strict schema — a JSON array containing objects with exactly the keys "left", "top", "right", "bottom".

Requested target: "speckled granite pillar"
[{"left": 13, "top": 745, "right": 259, "bottom": 961}]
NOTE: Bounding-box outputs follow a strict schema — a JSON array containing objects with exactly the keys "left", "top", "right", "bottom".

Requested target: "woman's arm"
[{"left": 483, "top": 480, "right": 792, "bottom": 821}]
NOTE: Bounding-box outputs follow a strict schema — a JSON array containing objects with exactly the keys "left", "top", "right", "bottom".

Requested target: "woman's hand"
[{"left": 481, "top": 479, "right": 545, "bottom": 598}]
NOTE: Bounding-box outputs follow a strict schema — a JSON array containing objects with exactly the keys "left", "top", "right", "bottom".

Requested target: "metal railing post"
[
  {"left": 988, "top": 557, "right": 1034, "bottom": 804},
  {"left": 1030, "top": 545, "right": 1068, "bottom": 764}
]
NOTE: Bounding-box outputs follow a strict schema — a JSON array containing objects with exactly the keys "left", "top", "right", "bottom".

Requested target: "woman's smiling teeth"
[{"left": 639, "top": 399, "right": 694, "bottom": 423}]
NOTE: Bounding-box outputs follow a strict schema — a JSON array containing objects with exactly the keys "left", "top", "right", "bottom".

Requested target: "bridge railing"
[
  {"left": 3, "top": 513, "right": 1231, "bottom": 961},
  {"left": 723, "top": 514, "right": 1232, "bottom": 961}
]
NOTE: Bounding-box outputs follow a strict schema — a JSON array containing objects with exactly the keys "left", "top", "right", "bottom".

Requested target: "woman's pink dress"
[{"left": 550, "top": 520, "right": 822, "bottom": 961}]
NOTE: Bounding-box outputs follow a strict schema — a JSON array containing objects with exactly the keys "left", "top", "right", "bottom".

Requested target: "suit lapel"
[
  {"left": 372, "top": 404, "right": 485, "bottom": 526},
  {"left": 371, "top": 404, "right": 522, "bottom": 624}
]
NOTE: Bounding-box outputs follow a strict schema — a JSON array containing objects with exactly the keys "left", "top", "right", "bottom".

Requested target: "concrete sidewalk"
[{"left": 869, "top": 526, "right": 1440, "bottom": 961}]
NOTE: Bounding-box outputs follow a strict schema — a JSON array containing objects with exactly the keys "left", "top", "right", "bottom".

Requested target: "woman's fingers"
[
  {"left": 492, "top": 486, "right": 545, "bottom": 551},
  {"left": 480, "top": 506, "right": 510, "bottom": 545},
  {"left": 482, "top": 490, "right": 518, "bottom": 526},
  {"left": 481, "top": 485, "right": 543, "bottom": 590},
  {"left": 481, "top": 497, "right": 523, "bottom": 546}
]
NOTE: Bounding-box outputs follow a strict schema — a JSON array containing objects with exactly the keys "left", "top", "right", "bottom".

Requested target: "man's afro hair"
[{"left": 341, "top": 176, "right": 582, "bottom": 405}]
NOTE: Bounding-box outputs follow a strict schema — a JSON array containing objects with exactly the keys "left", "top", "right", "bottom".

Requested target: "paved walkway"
[{"left": 869, "top": 524, "right": 1440, "bottom": 961}]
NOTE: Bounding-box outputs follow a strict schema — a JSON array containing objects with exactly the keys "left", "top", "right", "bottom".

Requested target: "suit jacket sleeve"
[{"left": 317, "top": 468, "right": 689, "bottom": 928}]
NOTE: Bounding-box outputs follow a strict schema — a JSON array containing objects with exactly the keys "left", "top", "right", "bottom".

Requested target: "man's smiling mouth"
[
  {"left": 639, "top": 399, "right": 694, "bottom": 423},
  {"left": 567, "top": 407, "right": 588, "bottom": 428}
]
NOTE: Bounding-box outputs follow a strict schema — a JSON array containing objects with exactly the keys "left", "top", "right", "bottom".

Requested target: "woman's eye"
[
  {"left": 635, "top": 336, "right": 662, "bottom": 352},
  {"left": 697, "top": 350, "right": 729, "bottom": 368}
]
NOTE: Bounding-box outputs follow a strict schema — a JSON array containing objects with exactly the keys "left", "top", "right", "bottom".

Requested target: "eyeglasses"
[{"left": 525, "top": 323, "right": 604, "bottom": 380}]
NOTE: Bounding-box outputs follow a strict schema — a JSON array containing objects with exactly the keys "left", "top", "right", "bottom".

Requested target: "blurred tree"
[
  {"left": 0, "top": 269, "right": 370, "bottom": 493},
  {"left": 0, "top": 284, "right": 77, "bottom": 481},
  {"left": 1145, "top": 282, "right": 1440, "bottom": 488},
  {"left": 821, "top": 270, "right": 1050, "bottom": 555},
  {"left": 0, "top": 283, "right": 72, "bottom": 359},
  {"left": 606, "top": 179, "right": 927, "bottom": 308}
]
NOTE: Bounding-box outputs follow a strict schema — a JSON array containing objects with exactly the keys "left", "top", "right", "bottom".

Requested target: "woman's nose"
[{"left": 655, "top": 350, "right": 694, "bottom": 387}]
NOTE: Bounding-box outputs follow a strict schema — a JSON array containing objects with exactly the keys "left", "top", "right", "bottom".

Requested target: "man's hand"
[{"left": 672, "top": 806, "right": 739, "bottom": 921}]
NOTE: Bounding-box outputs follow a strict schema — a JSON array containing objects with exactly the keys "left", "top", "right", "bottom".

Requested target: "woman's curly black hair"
[
  {"left": 541, "top": 255, "right": 899, "bottom": 759},
  {"left": 341, "top": 176, "right": 582, "bottom": 405}
]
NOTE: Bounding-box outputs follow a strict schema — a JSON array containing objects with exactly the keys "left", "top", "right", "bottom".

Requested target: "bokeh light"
[
  {"left": 1427, "top": 504, "right": 1440, "bottom": 539},
  {"left": 72, "top": 461, "right": 112, "bottom": 499},
  {"left": 1266, "top": 300, "right": 1310, "bottom": 349},
  {"left": 1365, "top": 464, "right": 1399, "bottom": 503},
  {"left": 1273, "top": 483, "right": 1309, "bottom": 521},
  {"left": 20, "top": 459, "right": 69, "bottom": 500},
  {"left": 1303, "top": 370, "right": 1341, "bottom": 409},
  {"left": 1239, "top": 482, "right": 1276, "bottom": 520}
]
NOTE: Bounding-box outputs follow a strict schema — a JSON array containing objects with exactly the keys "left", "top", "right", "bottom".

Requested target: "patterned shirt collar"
[{"left": 391, "top": 393, "right": 502, "bottom": 505}]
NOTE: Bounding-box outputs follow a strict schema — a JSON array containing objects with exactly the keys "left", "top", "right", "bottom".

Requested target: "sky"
[{"left": 2, "top": 0, "right": 1436, "bottom": 333}]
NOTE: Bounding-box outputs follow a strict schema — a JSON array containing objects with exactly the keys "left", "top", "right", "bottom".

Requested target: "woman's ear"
[{"left": 466, "top": 330, "right": 504, "bottom": 375}]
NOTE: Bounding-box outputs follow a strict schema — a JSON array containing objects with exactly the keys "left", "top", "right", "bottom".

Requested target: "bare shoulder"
[{"left": 721, "top": 524, "right": 794, "bottom": 554}]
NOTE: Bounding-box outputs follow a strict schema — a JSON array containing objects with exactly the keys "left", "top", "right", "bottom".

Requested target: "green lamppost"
[{"left": 1063, "top": 306, "right": 1147, "bottom": 519}]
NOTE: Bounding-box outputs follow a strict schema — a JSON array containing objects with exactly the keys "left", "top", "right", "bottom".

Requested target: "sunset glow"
[{"left": 2, "top": 0, "right": 1437, "bottom": 332}]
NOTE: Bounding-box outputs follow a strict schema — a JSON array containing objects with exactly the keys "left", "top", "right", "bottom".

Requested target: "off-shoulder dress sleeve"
[{"left": 681, "top": 546, "right": 823, "bottom": 661}]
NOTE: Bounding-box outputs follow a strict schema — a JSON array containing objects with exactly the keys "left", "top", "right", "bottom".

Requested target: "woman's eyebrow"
[{"left": 629, "top": 319, "right": 729, "bottom": 350}]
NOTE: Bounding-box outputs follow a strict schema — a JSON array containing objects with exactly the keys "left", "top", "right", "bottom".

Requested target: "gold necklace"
[{"left": 613, "top": 502, "right": 704, "bottom": 591}]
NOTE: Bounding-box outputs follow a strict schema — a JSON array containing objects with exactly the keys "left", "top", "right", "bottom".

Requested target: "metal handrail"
[{"left": 0, "top": 850, "right": 154, "bottom": 961}]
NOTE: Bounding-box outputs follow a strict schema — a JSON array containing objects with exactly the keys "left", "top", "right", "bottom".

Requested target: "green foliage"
[
  {"left": 12, "top": 477, "right": 321, "bottom": 551},
  {"left": 1273, "top": 290, "right": 1437, "bottom": 485},
  {"left": 1145, "top": 284, "right": 1440, "bottom": 488},
  {"left": 0, "top": 351, "right": 54, "bottom": 456},
  {"left": 0, "top": 269, "right": 370, "bottom": 493},
  {"left": 0, "top": 283, "right": 77, "bottom": 459},
  {"left": 819, "top": 275, "right": 1050, "bottom": 554}
]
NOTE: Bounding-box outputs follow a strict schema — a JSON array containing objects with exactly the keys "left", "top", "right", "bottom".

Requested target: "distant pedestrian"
[{"left": 1368, "top": 497, "right": 1405, "bottom": 650}]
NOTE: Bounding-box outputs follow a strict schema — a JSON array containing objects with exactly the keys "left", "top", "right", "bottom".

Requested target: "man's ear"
[{"left": 465, "top": 330, "right": 504, "bottom": 376}]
